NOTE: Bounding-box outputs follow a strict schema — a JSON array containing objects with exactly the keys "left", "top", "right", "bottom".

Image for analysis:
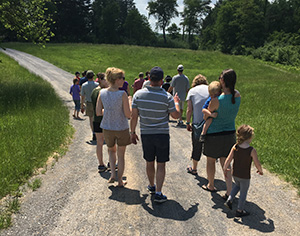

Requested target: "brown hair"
[
  {"left": 191, "top": 74, "right": 208, "bottom": 87},
  {"left": 96, "top": 72, "right": 105, "bottom": 80},
  {"left": 220, "top": 69, "right": 236, "bottom": 104},
  {"left": 236, "top": 124, "right": 254, "bottom": 145},
  {"left": 105, "top": 67, "right": 124, "bottom": 85}
]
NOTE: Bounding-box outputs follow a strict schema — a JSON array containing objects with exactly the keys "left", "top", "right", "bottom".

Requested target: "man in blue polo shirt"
[{"left": 130, "top": 66, "right": 181, "bottom": 203}]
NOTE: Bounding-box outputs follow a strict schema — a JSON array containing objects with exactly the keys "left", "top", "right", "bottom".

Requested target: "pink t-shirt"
[{"left": 134, "top": 78, "right": 145, "bottom": 91}]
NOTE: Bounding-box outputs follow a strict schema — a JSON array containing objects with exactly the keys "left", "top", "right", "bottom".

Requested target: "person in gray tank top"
[{"left": 96, "top": 67, "right": 132, "bottom": 187}]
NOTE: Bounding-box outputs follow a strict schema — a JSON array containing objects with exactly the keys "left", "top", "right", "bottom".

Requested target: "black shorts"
[
  {"left": 93, "top": 121, "right": 103, "bottom": 133},
  {"left": 141, "top": 134, "right": 170, "bottom": 163},
  {"left": 203, "top": 132, "right": 236, "bottom": 159}
]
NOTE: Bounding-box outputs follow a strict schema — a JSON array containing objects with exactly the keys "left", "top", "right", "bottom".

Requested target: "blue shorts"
[
  {"left": 141, "top": 134, "right": 170, "bottom": 163},
  {"left": 73, "top": 99, "right": 80, "bottom": 111}
]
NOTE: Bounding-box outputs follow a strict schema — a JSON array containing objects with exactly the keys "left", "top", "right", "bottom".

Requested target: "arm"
[
  {"left": 122, "top": 92, "right": 131, "bottom": 119},
  {"left": 251, "top": 148, "right": 263, "bottom": 175},
  {"left": 186, "top": 100, "right": 193, "bottom": 132},
  {"left": 95, "top": 91, "right": 103, "bottom": 116},
  {"left": 167, "top": 85, "right": 173, "bottom": 93},
  {"left": 127, "top": 85, "right": 130, "bottom": 96},
  {"left": 202, "top": 108, "right": 218, "bottom": 120},
  {"left": 170, "top": 93, "right": 181, "bottom": 119},
  {"left": 130, "top": 108, "right": 139, "bottom": 144},
  {"left": 80, "top": 95, "right": 85, "bottom": 113},
  {"left": 223, "top": 146, "right": 235, "bottom": 177}
]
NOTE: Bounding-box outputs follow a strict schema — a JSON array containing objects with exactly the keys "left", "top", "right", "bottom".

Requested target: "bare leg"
[
  {"left": 219, "top": 157, "right": 232, "bottom": 195},
  {"left": 117, "top": 146, "right": 127, "bottom": 186},
  {"left": 95, "top": 133, "right": 104, "bottom": 165},
  {"left": 156, "top": 162, "right": 166, "bottom": 193},
  {"left": 204, "top": 156, "right": 216, "bottom": 191},
  {"left": 88, "top": 116, "right": 93, "bottom": 133},
  {"left": 108, "top": 145, "right": 117, "bottom": 182},
  {"left": 192, "top": 159, "right": 198, "bottom": 171},
  {"left": 146, "top": 161, "right": 155, "bottom": 187}
]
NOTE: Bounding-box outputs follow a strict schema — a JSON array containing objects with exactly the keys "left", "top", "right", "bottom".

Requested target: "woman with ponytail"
[{"left": 201, "top": 69, "right": 241, "bottom": 199}]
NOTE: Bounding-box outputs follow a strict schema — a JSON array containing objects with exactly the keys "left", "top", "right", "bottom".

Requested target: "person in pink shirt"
[{"left": 133, "top": 72, "right": 145, "bottom": 94}]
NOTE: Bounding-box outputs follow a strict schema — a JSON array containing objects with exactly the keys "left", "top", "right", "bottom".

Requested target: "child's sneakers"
[
  {"left": 147, "top": 185, "right": 156, "bottom": 194},
  {"left": 98, "top": 165, "right": 107, "bottom": 173},
  {"left": 224, "top": 200, "right": 232, "bottom": 210},
  {"left": 235, "top": 210, "right": 250, "bottom": 217},
  {"left": 154, "top": 193, "right": 167, "bottom": 203}
]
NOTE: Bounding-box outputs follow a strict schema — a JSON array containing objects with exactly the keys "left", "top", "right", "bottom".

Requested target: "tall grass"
[
  {"left": 0, "top": 52, "right": 71, "bottom": 198},
  {"left": 2, "top": 42, "right": 300, "bottom": 192}
]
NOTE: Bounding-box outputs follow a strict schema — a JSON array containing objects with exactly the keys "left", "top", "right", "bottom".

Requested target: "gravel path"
[{"left": 1, "top": 48, "right": 299, "bottom": 236}]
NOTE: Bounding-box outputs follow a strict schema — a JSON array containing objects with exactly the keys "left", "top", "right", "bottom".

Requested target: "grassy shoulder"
[
  {"left": 2, "top": 42, "right": 300, "bottom": 194},
  {"left": 0, "top": 51, "right": 72, "bottom": 199}
]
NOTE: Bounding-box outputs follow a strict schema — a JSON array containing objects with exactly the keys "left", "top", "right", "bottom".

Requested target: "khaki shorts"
[
  {"left": 85, "top": 102, "right": 94, "bottom": 117},
  {"left": 103, "top": 129, "right": 131, "bottom": 148}
]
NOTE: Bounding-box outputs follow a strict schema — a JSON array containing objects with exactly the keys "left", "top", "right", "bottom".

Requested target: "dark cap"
[
  {"left": 75, "top": 71, "right": 80, "bottom": 76},
  {"left": 150, "top": 66, "right": 164, "bottom": 81},
  {"left": 86, "top": 70, "right": 95, "bottom": 79}
]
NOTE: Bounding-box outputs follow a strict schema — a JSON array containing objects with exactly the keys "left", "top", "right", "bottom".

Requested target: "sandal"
[
  {"left": 98, "top": 165, "right": 107, "bottom": 173},
  {"left": 221, "top": 193, "right": 229, "bottom": 201},
  {"left": 187, "top": 166, "right": 197, "bottom": 175}
]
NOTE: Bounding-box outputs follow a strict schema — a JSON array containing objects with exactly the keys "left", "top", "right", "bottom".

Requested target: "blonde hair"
[
  {"left": 105, "top": 67, "right": 124, "bottom": 85},
  {"left": 191, "top": 74, "right": 208, "bottom": 87},
  {"left": 236, "top": 124, "right": 254, "bottom": 145},
  {"left": 208, "top": 81, "right": 221, "bottom": 96}
]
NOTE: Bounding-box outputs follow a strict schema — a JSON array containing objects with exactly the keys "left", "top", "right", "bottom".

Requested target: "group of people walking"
[{"left": 69, "top": 65, "right": 263, "bottom": 216}]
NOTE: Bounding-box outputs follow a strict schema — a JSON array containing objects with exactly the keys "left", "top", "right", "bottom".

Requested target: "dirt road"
[{"left": 1, "top": 48, "right": 299, "bottom": 236}]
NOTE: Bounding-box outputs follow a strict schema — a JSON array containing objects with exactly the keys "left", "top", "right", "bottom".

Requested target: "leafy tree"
[
  {"left": 124, "top": 8, "right": 156, "bottom": 45},
  {"left": 182, "top": 0, "right": 211, "bottom": 43},
  {"left": 167, "top": 23, "right": 180, "bottom": 39},
  {"left": 147, "top": 0, "right": 178, "bottom": 43},
  {"left": 50, "top": 0, "right": 92, "bottom": 43},
  {"left": 0, "top": 0, "right": 54, "bottom": 45}
]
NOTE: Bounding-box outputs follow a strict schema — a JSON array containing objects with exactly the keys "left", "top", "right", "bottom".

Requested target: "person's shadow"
[
  {"left": 108, "top": 185, "right": 148, "bottom": 205},
  {"left": 142, "top": 195, "right": 199, "bottom": 221},
  {"left": 211, "top": 192, "right": 275, "bottom": 233}
]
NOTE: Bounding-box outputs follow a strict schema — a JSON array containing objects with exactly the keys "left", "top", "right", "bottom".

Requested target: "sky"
[{"left": 134, "top": 0, "right": 217, "bottom": 32}]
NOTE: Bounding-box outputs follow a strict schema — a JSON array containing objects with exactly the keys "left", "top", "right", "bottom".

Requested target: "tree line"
[{"left": 1, "top": 0, "right": 299, "bottom": 66}]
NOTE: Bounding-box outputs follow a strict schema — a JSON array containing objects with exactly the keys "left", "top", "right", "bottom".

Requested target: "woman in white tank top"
[{"left": 96, "top": 67, "right": 132, "bottom": 187}]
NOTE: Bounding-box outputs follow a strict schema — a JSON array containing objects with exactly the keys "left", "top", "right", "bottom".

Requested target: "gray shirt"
[
  {"left": 132, "top": 86, "right": 176, "bottom": 134},
  {"left": 186, "top": 84, "right": 209, "bottom": 124},
  {"left": 100, "top": 89, "right": 129, "bottom": 131},
  {"left": 171, "top": 74, "right": 190, "bottom": 101},
  {"left": 81, "top": 81, "right": 99, "bottom": 102}
]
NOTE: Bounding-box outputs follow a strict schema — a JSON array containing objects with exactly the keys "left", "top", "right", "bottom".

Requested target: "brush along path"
[{"left": 1, "top": 48, "right": 299, "bottom": 236}]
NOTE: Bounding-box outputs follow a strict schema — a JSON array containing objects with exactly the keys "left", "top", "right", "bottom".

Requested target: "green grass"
[
  {"left": 2, "top": 42, "right": 300, "bottom": 194},
  {"left": 0, "top": 51, "right": 72, "bottom": 199}
]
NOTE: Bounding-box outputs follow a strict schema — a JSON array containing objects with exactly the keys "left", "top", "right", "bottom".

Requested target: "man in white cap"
[{"left": 168, "top": 64, "right": 190, "bottom": 126}]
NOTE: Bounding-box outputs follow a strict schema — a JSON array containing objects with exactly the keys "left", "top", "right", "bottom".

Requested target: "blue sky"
[{"left": 134, "top": 0, "right": 217, "bottom": 32}]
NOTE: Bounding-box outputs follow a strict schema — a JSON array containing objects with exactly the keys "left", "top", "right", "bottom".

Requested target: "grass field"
[
  {"left": 0, "top": 51, "right": 72, "bottom": 199},
  {"left": 2, "top": 42, "right": 300, "bottom": 194}
]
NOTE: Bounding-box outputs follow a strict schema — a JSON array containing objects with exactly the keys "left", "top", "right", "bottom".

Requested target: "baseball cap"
[
  {"left": 150, "top": 66, "right": 164, "bottom": 81},
  {"left": 86, "top": 70, "right": 95, "bottom": 79},
  {"left": 177, "top": 64, "right": 184, "bottom": 71}
]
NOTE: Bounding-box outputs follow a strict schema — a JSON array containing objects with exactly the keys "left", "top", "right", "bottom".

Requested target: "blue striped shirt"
[{"left": 132, "top": 86, "right": 176, "bottom": 134}]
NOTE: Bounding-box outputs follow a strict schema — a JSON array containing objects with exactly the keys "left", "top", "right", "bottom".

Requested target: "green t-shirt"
[{"left": 91, "top": 87, "right": 103, "bottom": 123}]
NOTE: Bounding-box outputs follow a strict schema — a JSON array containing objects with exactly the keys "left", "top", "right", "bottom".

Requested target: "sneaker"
[
  {"left": 224, "top": 200, "right": 232, "bottom": 210},
  {"left": 235, "top": 210, "right": 250, "bottom": 217},
  {"left": 147, "top": 185, "right": 156, "bottom": 194},
  {"left": 98, "top": 165, "right": 107, "bottom": 173},
  {"left": 199, "top": 134, "right": 206, "bottom": 143},
  {"left": 154, "top": 193, "right": 167, "bottom": 203}
]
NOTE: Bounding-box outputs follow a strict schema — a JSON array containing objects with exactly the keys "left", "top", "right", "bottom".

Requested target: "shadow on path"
[
  {"left": 142, "top": 195, "right": 199, "bottom": 221},
  {"left": 210, "top": 193, "right": 275, "bottom": 233},
  {"left": 108, "top": 186, "right": 148, "bottom": 205}
]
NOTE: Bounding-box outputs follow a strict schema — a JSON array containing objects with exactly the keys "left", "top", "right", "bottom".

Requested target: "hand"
[
  {"left": 131, "top": 133, "right": 139, "bottom": 145},
  {"left": 223, "top": 168, "right": 230, "bottom": 177},
  {"left": 187, "top": 124, "right": 192, "bottom": 132},
  {"left": 211, "top": 112, "right": 218, "bottom": 118},
  {"left": 257, "top": 170, "right": 263, "bottom": 175},
  {"left": 173, "top": 92, "right": 180, "bottom": 103}
]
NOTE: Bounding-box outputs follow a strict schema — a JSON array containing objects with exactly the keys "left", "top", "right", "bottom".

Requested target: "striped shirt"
[{"left": 132, "top": 86, "right": 176, "bottom": 134}]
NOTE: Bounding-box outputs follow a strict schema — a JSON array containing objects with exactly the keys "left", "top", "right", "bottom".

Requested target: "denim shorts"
[
  {"left": 141, "top": 134, "right": 170, "bottom": 163},
  {"left": 73, "top": 100, "right": 80, "bottom": 111}
]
